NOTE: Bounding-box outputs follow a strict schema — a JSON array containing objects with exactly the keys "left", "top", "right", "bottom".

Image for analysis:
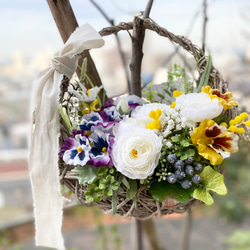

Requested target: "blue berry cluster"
[{"left": 156, "top": 154, "right": 203, "bottom": 189}]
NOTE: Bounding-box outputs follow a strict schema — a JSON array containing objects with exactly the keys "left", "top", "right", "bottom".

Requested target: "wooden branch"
[
  {"left": 46, "top": 0, "right": 78, "bottom": 43},
  {"left": 202, "top": 0, "right": 208, "bottom": 54},
  {"left": 180, "top": 210, "right": 192, "bottom": 250},
  {"left": 129, "top": 2, "right": 165, "bottom": 250},
  {"left": 142, "top": 219, "right": 164, "bottom": 250},
  {"left": 89, "top": 0, "right": 131, "bottom": 92},
  {"left": 142, "top": 0, "right": 154, "bottom": 19},
  {"left": 90, "top": 0, "right": 115, "bottom": 26},
  {"left": 129, "top": 16, "right": 145, "bottom": 97},
  {"left": 135, "top": 219, "right": 143, "bottom": 250},
  {"left": 46, "top": 0, "right": 105, "bottom": 99},
  {"left": 129, "top": 0, "right": 154, "bottom": 96}
]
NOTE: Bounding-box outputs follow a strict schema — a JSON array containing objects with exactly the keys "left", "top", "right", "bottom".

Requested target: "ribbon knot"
[{"left": 51, "top": 55, "right": 80, "bottom": 79}]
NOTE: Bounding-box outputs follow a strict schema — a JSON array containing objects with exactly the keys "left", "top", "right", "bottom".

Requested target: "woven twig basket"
[{"left": 59, "top": 18, "right": 234, "bottom": 220}]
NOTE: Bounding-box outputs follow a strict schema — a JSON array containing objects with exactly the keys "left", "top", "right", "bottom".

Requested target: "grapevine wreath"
[{"left": 58, "top": 18, "right": 249, "bottom": 220}]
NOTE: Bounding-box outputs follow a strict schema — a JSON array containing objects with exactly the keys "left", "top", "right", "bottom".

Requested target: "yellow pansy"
[
  {"left": 201, "top": 85, "right": 238, "bottom": 110},
  {"left": 191, "top": 119, "right": 239, "bottom": 165}
]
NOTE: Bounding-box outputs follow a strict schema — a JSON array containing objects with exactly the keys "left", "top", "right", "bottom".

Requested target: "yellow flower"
[
  {"left": 237, "top": 128, "right": 245, "bottom": 134},
  {"left": 90, "top": 99, "right": 99, "bottom": 111},
  {"left": 170, "top": 102, "right": 176, "bottom": 108},
  {"left": 229, "top": 120, "right": 236, "bottom": 126},
  {"left": 147, "top": 109, "right": 162, "bottom": 130},
  {"left": 201, "top": 85, "right": 238, "bottom": 110},
  {"left": 245, "top": 120, "right": 250, "bottom": 127},
  {"left": 220, "top": 122, "right": 228, "bottom": 128},
  {"left": 80, "top": 99, "right": 100, "bottom": 115},
  {"left": 191, "top": 119, "right": 239, "bottom": 165},
  {"left": 173, "top": 90, "right": 182, "bottom": 98},
  {"left": 228, "top": 126, "right": 237, "bottom": 132},
  {"left": 234, "top": 116, "right": 242, "bottom": 124},
  {"left": 147, "top": 120, "right": 161, "bottom": 130},
  {"left": 240, "top": 112, "right": 248, "bottom": 120}
]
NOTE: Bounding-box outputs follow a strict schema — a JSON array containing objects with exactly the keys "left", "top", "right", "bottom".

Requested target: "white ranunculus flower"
[
  {"left": 111, "top": 122, "right": 162, "bottom": 179},
  {"left": 175, "top": 92, "right": 223, "bottom": 127},
  {"left": 131, "top": 103, "right": 170, "bottom": 129}
]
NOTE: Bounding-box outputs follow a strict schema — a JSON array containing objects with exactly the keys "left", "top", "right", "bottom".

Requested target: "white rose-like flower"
[
  {"left": 175, "top": 92, "right": 223, "bottom": 126},
  {"left": 111, "top": 122, "right": 162, "bottom": 179}
]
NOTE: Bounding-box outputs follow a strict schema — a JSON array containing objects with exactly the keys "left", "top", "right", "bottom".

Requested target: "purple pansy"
[
  {"left": 127, "top": 95, "right": 146, "bottom": 110},
  {"left": 61, "top": 130, "right": 85, "bottom": 157},
  {"left": 101, "top": 98, "right": 115, "bottom": 110},
  {"left": 79, "top": 111, "right": 103, "bottom": 131},
  {"left": 88, "top": 130, "right": 113, "bottom": 167},
  {"left": 62, "top": 133, "right": 91, "bottom": 166},
  {"left": 103, "top": 106, "right": 124, "bottom": 121}
]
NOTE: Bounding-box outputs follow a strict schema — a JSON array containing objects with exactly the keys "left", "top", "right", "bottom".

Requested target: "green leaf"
[
  {"left": 175, "top": 151, "right": 182, "bottom": 157},
  {"left": 99, "top": 175, "right": 119, "bottom": 196},
  {"left": 96, "top": 166, "right": 110, "bottom": 177},
  {"left": 112, "top": 190, "right": 118, "bottom": 214},
  {"left": 127, "top": 179, "right": 138, "bottom": 199},
  {"left": 61, "top": 184, "right": 67, "bottom": 195},
  {"left": 193, "top": 188, "right": 214, "bottom": 205},
  {"left": 193, "top": 166, "right": 228, "bottom": 205},
  {"left": 213, "top": 111, "right": 230, "bottom": 125},
  {"left": 157, "top": 93, "right": 165, "bottom": 99},
  {"left": 197, "top": 53, "right": 212, "bottom": 93},
  {"left": 148, "top": 82, "right": 153, "bottom": 88},
  {"left": 85, "top": 180, "right": 102, "bottom": 202},
  {"left": 171, "top": 136, "right": 180, "bottom": 142},
  {"left": 121, "top": 176, "right": 130, "bottom": 189},
  {"left": 164, "top": 89, "right": 172, "bottom": 97},
  {"left": 59, "top": 104, "right": 72, "bottom": 133},
  {"left": 186, "top": 148, "right": 195, "bottom": 157},
  {"left": 80, "top": 57, "right": 87, "bottom": 83},
  {"left": 72, "top": 120, "right": 77, "bottom": 130},
  {"left": 180, "top": 140, "right": 190, "bottom": 147},
  {"left": 150, "top": 181, "right": 194, "bottom": 203},
  {"left": 71, "top": 165, "right": 98, "bottom": 185},
  {"left": 180, "top": 154, "right": 188, "bottom": 161},
  {"left": 117, "top": 186, "right": 125, "bottom": 193}
]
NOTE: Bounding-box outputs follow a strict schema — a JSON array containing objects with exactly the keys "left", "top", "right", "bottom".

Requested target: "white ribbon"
[{"left": 29, "top": 24, "right": 104, "bottom": 250}]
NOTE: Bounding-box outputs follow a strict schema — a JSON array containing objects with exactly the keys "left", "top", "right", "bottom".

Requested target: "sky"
[{"left": 0, "top": 0, "right": 249, "bottom": 63}]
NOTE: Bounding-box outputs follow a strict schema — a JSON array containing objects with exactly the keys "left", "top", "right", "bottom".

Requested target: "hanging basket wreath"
[{"left": 58, "top": 18, "right": 248, "bottom": 220}]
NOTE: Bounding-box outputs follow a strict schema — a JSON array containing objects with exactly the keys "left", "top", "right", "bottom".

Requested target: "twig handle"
[{"left": 99, "top": 18, "right": 228, "bottom": 92}]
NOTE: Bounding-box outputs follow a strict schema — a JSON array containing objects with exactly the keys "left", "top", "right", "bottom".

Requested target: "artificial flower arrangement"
[{"left": 59, "top": 60, "right": 250, "bottom": 216}]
